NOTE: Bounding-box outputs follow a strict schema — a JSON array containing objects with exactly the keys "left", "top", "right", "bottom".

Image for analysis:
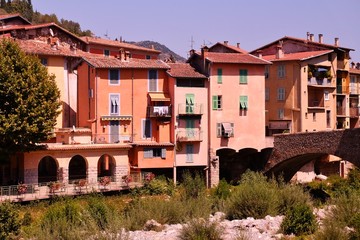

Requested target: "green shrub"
[
  {"left": 281, "top": 204, "right": 316, "bottom": 236},
  {"left": 329, "top": 191, "right": 360, "bottom": 227},
  {"left": 22, "top": 211, "right": 32, "bottom": 226},
  {"left": 0, "top": 202, "right": 21, "bottom": 240},
  {"left": 87, "top": 196, "right": 111, "bottom": 230},
  {"left": 212, "top": 179, "right": 231, "bottom": 200},
  {"left": 314, "top": 221, "right": 349, "bottom": 240},
  {"left": 277, "top": 184, "right": 311, "bottom": 215},
  {"left": 347, "top": 168, "right": 360, "bottom": 190},
  {"left": 179, "top": 171, "right": 206, "bottom": 200},
  {"left": 226, "top": 171, "right": 278, "bottom": 219},
  {"left": 178, "top": 219, "right": 223, "bottom": 240},
  {"left": 143, "top": 175, "right": 175, "bottom": 196}
]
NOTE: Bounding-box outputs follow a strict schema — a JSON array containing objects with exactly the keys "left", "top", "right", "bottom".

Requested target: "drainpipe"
[
  {"left": 95, "top": 69, "right": 98, "bottom": 140},
  {"left": 207, "top": 63, "right": 212, "bottom": 188},
  {"left": 131, "top": 69, "right": 134, "bottom": 142}
]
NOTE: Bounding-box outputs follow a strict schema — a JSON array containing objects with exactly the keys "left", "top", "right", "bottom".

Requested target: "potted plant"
[
  {"left": 17, "top": 183, "right": 27, "bottom": 195},
  {"left": 98, "top": 176, "right": 111, "bottom": 187},
  {"left": 122, "top": 175, "right": 132, "bottom": 186}
]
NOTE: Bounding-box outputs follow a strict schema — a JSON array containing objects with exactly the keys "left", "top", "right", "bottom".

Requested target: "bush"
[
  {"left": 178, "top": 219, "right": 223, "bottom": 240},
  {"left": 0, "top": 202, "right": 21, "bottom": 240},
  {"left": 226, "top": 171, "right": 278, "bottom": 219},
  {"left": 281, "top": 204, "right": 316, "bottom": 236},
  {"left": 143, "top": 175, "right": 175, "bottom": 196},
  {"left": 212, "top": 179, "right": 231, "bottom": 200},
  {"left": 87, "top": 196, "right": 111, "bottom": 230},
  {"left": 277, "top": 183, "right": 311, "bottom": 215},
  {"left": 314, "top": 221, "right": 349, "bottom": 240},
  {"left": 179, "top": 171, "right": 206, "bottom": 200}
]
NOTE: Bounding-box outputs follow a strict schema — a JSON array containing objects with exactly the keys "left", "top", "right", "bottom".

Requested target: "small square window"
[
  {"left": 212, "top": 95, "right": 222, "bottom": 110},
  {"left": 41, "top": 58, "right": 48, "bottom": 66}
]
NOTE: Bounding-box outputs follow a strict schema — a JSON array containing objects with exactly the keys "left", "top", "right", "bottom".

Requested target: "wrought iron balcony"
[
  {"left": 176, "top": 129, "right": 203, "bottom": 142},
  {"left": 147, "top": 106, "right": 172, "bottom": 118},
  {"left": 178, "top": 103, "right": 203, "bottom": 115},
  {"left": 350, "top": 107, "right": 360, "bottom": 117}
]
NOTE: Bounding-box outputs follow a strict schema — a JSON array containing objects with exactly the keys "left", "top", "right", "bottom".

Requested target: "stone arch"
[
  {"left": 216, "top": 148, "right": 237, "bottom": 183},
  {"left": 69, "top": 155, "right": 87, "bottom": 182},
  {"left": 38, "top": 156, "right": 58, "bottom": 183},
  {"left": 97, "top": 154, "right": 116, "bottom": 179},
  {"left": 265, "top": 153, "right": 328, "bottom": 182}
]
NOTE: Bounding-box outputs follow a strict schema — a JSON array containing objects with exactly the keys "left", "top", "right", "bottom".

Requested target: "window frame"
[
  {"left": 239, "top": 69, "right": 248, "bottom": 84},
  {"left": 142, "top": 118, "right": 152, "bottom": 139},
  {"left": 109, "top": 69, "right": 120, "bottom": 85},
  {"left": 324, "top": 90, "right": 329, "bottom": 101},
  {"left": 186, "top": 144, "right": 194, "bottom": 163},
  {"left": 148, "top": 69, "right": 158, "bottom": 92},
  {"left": 277, "top": 65, "right": 285, "bottom": 78},
  {"left": 277, "top": 87, "right": 285, "bottom": 101},
  {"left": 217, "top": 68, "right": 222, "bottom": 84},
  {"left": 104, "top": 49, "right": 110, "bottom": 57},
  {"left": 109, "top": 94, "right": 120, "bottom": 115},
  {"left": 239, "top": 95, "right": 248, "bottom": 110},
  {"left": 278, "top": 108, "right": 284, "bottom": 119},
  {"left": 212, "top": 95, "right": 222, "bottom": 110}
]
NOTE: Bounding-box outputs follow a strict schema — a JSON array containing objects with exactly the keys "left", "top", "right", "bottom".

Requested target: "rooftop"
[
  {"left": 166, "top": 63, "right": 206, "bottom": 78},
  {"left": 262, "top": 50, "right": 333, "bottom": 62},
  {"left": 205, "top": 52, "right": 271, "bottom": 65}
]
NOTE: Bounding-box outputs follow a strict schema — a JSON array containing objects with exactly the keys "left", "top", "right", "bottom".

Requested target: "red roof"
[
  {"left": 81, "top": 36, "right": 160, "bottom": 53},
  {"left": 205, "top": 52, "right": 271, "bottom": 64},
  {"left": 210, "top": 42, "right": 248, "bottom": 54},
  {"left": 167, "top": 63, "right": 206, "bottom": 78},
  {"left": 349, "top": 68, "right": 360, "bottom": 75},
  {"left": 82, "top": 55, "right": 170, "bottom": 69},
  {"left": 16, "top": 39, "right": 82, "bottom": 57},
  {"left": 262, "top": 50, "right": 333, "bottom": 62},
  {"left": 0, "top": 13, "right": 31, "bottom": 24}
]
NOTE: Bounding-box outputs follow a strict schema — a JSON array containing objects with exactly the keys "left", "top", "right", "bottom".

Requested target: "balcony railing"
[
  {"left": 93, "top": 134, "right": 132, "bottom": 144},
  {"left": 148, "top": 106, "right": 172, "bottom": 118},
  {"left": 350, "top": 85, "right": 359, "bottom": 94},
  {"left": 308, "top": 100, "right": 324, "bottom": 108},
  {"left": 178, "top": 103, "right": 203, "bottom": 115},
  {"left": 176, "top": 129, "right": 203, "bottom": 142},
  {"left": 350, "top": 107, "right": 360, "bottom": 117},
  {"left": 307, "top": 77, "right": 332, "bottom": 87}
]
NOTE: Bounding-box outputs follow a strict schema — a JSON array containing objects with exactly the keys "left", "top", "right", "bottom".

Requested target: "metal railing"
[
  {"left": 307, "top": 77, "right": 332, "bottom": 87},
  {"left": 178, "top": 103, "right": 203, "bottom": 115},
  {"left": 350, "top": 107, "right": 360, "bottom": 117},
  {"left": 176, "top": 129, "right": 203, "bottom": 142},
  {"left": 0, "top": 172, "right": 145, "bottom": 202},
  {"left": 92, "top": 133, "right": 132, "bottom": 144},
  {"left": 147, "top": 106, "right": 172, "bottom": 117}
]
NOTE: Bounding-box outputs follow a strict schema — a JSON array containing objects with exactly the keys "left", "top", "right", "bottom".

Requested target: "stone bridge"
[{"left": 265, "top": 128, "right": 360, "bottom": 181}]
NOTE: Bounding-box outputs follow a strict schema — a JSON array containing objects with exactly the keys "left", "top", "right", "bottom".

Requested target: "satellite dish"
[{"left": 49, "top": 28, "right": 54, "bottom": 37}]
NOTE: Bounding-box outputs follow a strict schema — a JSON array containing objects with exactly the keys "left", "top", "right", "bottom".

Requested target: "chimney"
[
  {"left": 151, "top": 44, "right": 155, "bottom": 50},
  {"left": 224, "top": 41, "right": 228, "bottom": 45},
  {"left": 256, "top": 50, "right": 263, "bottom": 59},
  {"left": 357, "top": 62, "right": 360, "bottom": 70},
  {"left": 351, "top": 62, "right": 355, "bottom": 69},
  {"left": 189, "top": 49, "right": 195, "bottom": 56},
  {"left": 125, "top": 51, "right": 130, "bottom": 60},
  {"left": 309, "top": 34, "right": 314, "bottom": 42},
  {"left": 237, "top": 43, "right": 240, "bottom": 48},
  {"left": 276, "top": 44, "right": 284, "bottom": 59},
  {"left": 119, "top": 48, "right": 125, "bottom": 61},
  {"left": 319, "top": 34, "right": 323, "bottom": 44},
  {"left": 306, "top": 32, "right": 310, "bottom": 40},
  {"left": 335, "top": 37, "right": 339, "bottom": 46}
]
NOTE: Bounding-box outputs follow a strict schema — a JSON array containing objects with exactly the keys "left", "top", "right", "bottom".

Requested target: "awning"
[
  {"left": 101, "top": 115, "right": 132, "bottom": 121},
  {"left": 268, "top": 121, "right": 290, "bottom": 130},
  {"left": 222, "top": 122, "right": 233, "bottom": 133},
  {"left": 149, "top": 92, "right": 170, "bottom": 102}
]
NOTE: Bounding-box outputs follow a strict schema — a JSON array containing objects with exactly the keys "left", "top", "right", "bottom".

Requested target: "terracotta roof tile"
[
  {"left": 262, "top": 50, "right": 333, "bottom": 62},
  {"left": 16, "top": 39, "right": 83, "bottom": 57},
  {"left": 167, "top": 63, "right": 206, "bottom": 78},
  {"left": 0, "top": 13, "right": 31, "bottom": 24},
  {"left": 205, "top": 52, "right": 271, "bottom": 64},
  {"left": 45, "top": 143, "right": 132, "bottom": 151},
  {"left": 210, "top": 42, "right": 248, "bottom": 54},
  {"left": 350, "top": 68, "right": 360, "bottom": 75},
  {"left": 81, "top": 36, "right": 160, "bottom": 53},
  {"left": 82, "top": 55, "right": 170, "bottom": 69}
]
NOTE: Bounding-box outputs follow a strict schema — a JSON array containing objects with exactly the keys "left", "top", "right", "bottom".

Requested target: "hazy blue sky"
[{"left": 31, "top": 0, "right": 360, "bottom": 61}]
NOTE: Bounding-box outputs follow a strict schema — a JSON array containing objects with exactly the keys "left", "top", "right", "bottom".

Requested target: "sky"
[{"left": 31, "top": 0, "right": 360, "bottom": 61}]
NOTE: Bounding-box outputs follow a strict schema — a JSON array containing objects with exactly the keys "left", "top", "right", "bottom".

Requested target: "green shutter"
[
  {"left": 186, "top": 94, "right": 194, "bottom": 113},
  {"left": 212, "top": 96, "right": 218, "bottom": 110},
  {"left": 240, "top": 96, "right": 248, "bottom": 109},
  {"left": 217, "top": 68, "right": 222, "bottom": 84},
  {"left": 240, "top": 69, "right": 248, "bottom": 84}
]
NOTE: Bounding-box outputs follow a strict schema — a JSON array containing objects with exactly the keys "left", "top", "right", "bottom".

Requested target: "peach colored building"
[
  {"left": 188, "top": 42, "right": 270, "bottom": 185},
  {"left": 349, "top": 65, "right": 360, "bottom": 128},
  {"left": 77, "top": 52, "right": 174, "bottom": 177},
  {"left": 81, "top": 36, "right": 160, "bottom": 60},
  {"left": 251, "top": 34, "right": 354, "bottom": 134},
  {"left": 167, "top": 63, "right": 209, "bottom": 183}
]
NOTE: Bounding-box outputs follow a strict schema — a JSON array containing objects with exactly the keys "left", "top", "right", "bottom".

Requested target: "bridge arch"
[
  {"left": 69, "top": 155, "right": 88, "bottom": 182},
  {"left": 97, "top": 154, "right": 116, "bottom": 179},
  {"left": 38, "top": 156, "right": 58, "bottom": 183}
]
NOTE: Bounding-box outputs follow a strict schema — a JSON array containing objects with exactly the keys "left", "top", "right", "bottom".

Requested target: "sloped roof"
[
  {"left": 81, "top": 55, "right": 169, "bottom": 69},
  {"left": 262, "top": 50, "right": 333, "bottom": 62},
  {"left": 166, "top": 63, "right": 206, "bottom": 78},
  {"left": 16, "top": 39, "right": 82, "bottom": 57},
  {"left": 252, "top": 36, "right": 354, "bottom": 53},
  {"left": 81, "top": 36, "right": 160, "bottom": 53},
  {"left": 205, "top": 52, "right": 271, "bottom": 64},
  {"left": 349, "top": 68, "right": 360, "bottom": 75},
  {"left": 0, "top": 13, "right": 31, "bottom": 24},
  {"left": 210, "top": 42, "right": 248, "bottom": 54}
]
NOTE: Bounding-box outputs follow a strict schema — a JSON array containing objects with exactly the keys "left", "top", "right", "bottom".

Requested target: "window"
[
  {"left": 177, "top": 79, "right": 205, "bottom": 87},
  {"left": 109, "top": 69, "right": 120, "bottom": 85},
  {"left": 239, "top": 96, "right": 248, "bottom": 110},
  {"left": 217, "top": 68, "right": 222, "bottom": 84},
  {"left": 40, "top": 58, "right": 48, "bottom": 66},
  {"left": 305, "top": 112, "right": 308, "bottom": 119},
  {"left": 326, "top": 110, "right": 331, "bottom": 128},
  {"left": 142, "top": 119, "right": 152, "bottom": 139},
  {"left": 186, "top": 144, "right": 193, "bottom": 163},
  {"left": 265, "top": 65, "right": 270, "bottom": 79},
  {"left": 278, "top": 109, "right": 284, "bottom": 119},
  {"left": 277, "top": 87, "right": 285, "bottom": 101},
  {"left": 324, "top": 90, "right": 329, "bottom": 101},
  {"left": 216, "top": 123, "right": 234, "bottom": 138},
  {"left": 313, "top": 112, "right": 316, "bottom": 122},
  {"left": 186, "top": 94, "right": 194, "bottom": 113},
  {"left": 144, "top": 148, "right": 166, "bottom": 159},
  {"left": 239, "top": 69, "right": 248, "bottom": 84},
  {"left": 265, "top": 88, "right": 270, "bottom": 101},
  {"left": 148, "top": 69, "right": 158, "bottom": 92},
  {"left": 212, "top": 95, "right": 222, "bottom": 110},
  {"left": 277, "top": 65, "right": 285, "bottom": 78},
  {"left": 146, "top": 55, "right": 151, "bottom": 60},
  {"left": 104, "top": 49, "right": 110, "bottom": 57},
  {"left": 109, "top": 94, "right": 120, "bottom": 115}
]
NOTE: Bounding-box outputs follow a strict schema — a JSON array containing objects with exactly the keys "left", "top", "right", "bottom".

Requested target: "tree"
[{"left": 0, "top": 39, "right": 60, "bottom": 155}]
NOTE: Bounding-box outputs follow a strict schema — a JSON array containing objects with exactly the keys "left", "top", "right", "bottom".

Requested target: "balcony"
[
  {"left": 337, "top": 85, "right": 350, "bottom": 94},
  {"left": 337, "top": 106, "right": 346, "bottom": 116},
  {"left": 307, "top": 77, "right": 333, "bottom": 87},
  {"left": 176, "top": 129, "right": 203, "bottom": 142},
  {"left": 178, "top": 103, "right": 203, "bottom": 116},
  {"left": 148, "top": 106, "right": 172, "bottom": 118},
  {"left": 350, "top": 85, "right": 359, "bottom": 94},
  {"left": 93, "top": 134, "right": 132, "bottom": 144},
  {"left": 350, "top": 107, "right": 360, "bottom": 117}
]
